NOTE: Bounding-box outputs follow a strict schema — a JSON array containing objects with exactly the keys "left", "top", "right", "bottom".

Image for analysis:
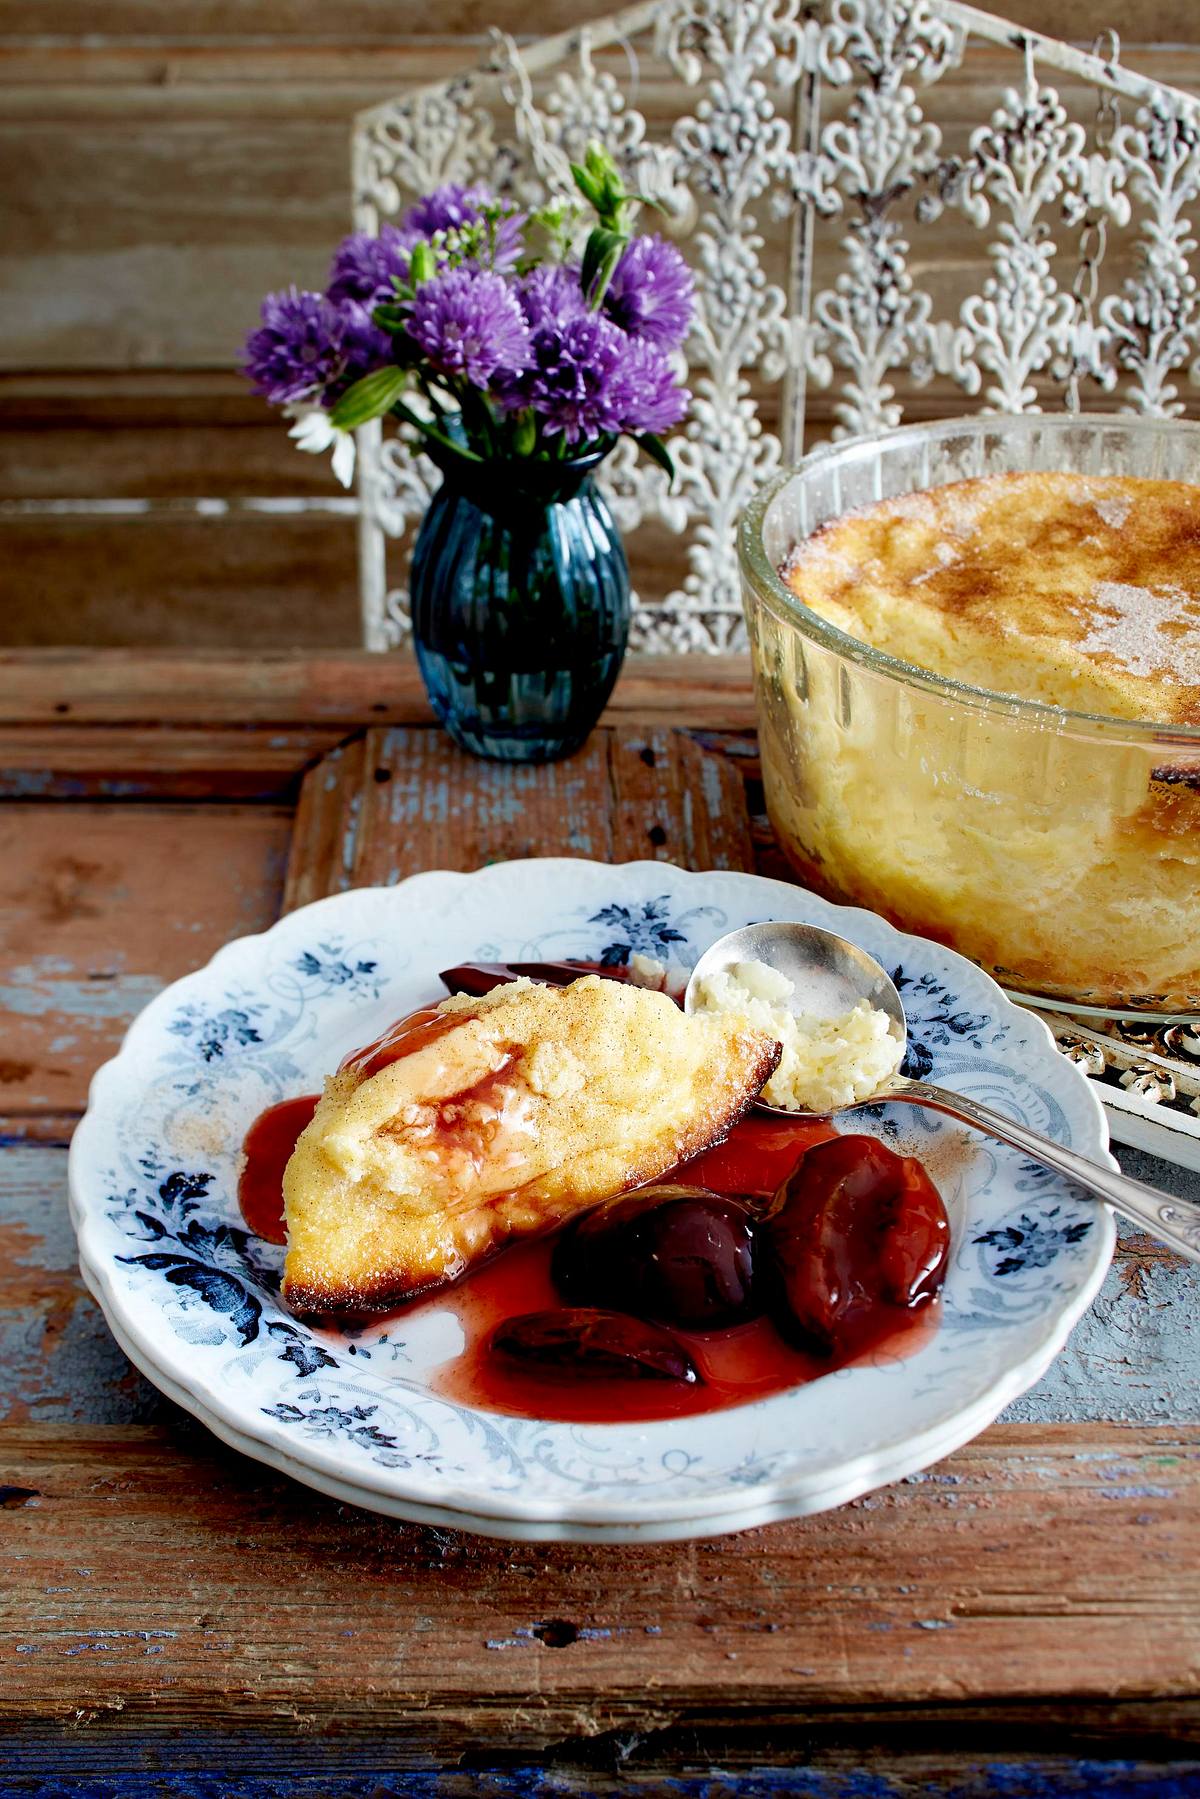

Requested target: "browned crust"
[
  {"left": 282, "top": 1259, "right": 469, "bottom": 1324},
  {"left": 281, "top": 1034, "right": 781, "bottom": 1323},
  {"left": 785, "top": 471, "right": 1200, "bottom": 726},
  {"left": 1150, "top": 760, "right": 1200, "bottom": 791}
]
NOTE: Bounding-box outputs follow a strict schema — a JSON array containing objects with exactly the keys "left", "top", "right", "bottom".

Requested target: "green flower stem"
[
  {"left": 457, "top": 382, "right": 499, "bottom": 459},
  {"left": 418, "top": 375, "right": 449, "bottom": 429},
  {"left": 391, "top": 396, "right": 484, "bottom": 464}
]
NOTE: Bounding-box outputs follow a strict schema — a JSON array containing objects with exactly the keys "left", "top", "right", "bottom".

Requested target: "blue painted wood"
[
  {"left": 0, "top": 1142, "right": 162, "bottom": 1424},
  {"left": 1, "top": 1758, "right": 1199, "bottom": 1796},
  {"left": 1003, "top": 1148, "right": 1200, "bottom": 1425}
]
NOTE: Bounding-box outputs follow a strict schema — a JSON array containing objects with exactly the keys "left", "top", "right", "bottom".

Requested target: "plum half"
[
  {"left": 761, "top": 1134, "right": 949, "bottom": 1356},
  {"left": 551, "top": 1184, "right": 759, "bottom": 1329},
  {"left": 488, "top": 1308, "right": 700, "bottom": 1384}
]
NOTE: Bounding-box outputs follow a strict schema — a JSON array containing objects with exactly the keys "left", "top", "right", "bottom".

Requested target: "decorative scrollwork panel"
[{"left": 351, "top": 0, "right": 1200, "bottom": 652}]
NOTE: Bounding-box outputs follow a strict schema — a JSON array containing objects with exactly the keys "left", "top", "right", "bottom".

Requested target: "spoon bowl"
[
  {"left": 684, "top": 919, "right": 1200, "bottom": 1265},
  {"left": 683, "top": 921, "right": 907, "bottom": 1118}
]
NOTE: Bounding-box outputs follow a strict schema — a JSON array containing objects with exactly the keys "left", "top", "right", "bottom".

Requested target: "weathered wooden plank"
[
  {"left": 2, "top": 1419, "right": 1198, "bottom": 1748},
  {"left": 0, "top": 1114, "right": 76, "bottom": 1144},
  {"left": 0, "top": 1141, "right": 158, "bottom": 1427},
  {"left": 0, "top": 512, "right": 363, "bottom": 649},
  {"left": 0, "top": 44, "right": 509, "bottom": 89},
  {"left": 0, "top": 0, "right": 1190, "bottom": 43},
  {"left": 0, "top": 802, "right": 291, "bottom": 1114},
  {"left": 0, "top": 513, "right": 719, "bottom": 652},
  {"left": 282, "top": 724, "right": 756, "bottom": 909},
  {"left": 0, "top": 368, "right": 280, "bottom": 433},
  {"left": 280, "top": 730, "right": 370, "bottom": 913},
  {"left": 0, "top": 651, "right": 759, "bottom": 730},
  {"left": 4, "top": 42, "right": 1194, "bottom": 103},
  {"left": 608, "top": 727, "right": 754, "bottom": 871},
  {"left": 0, "top": 409, "right": 327, "bottom": 502},
  {"left": 0, "top": 723, "right": 340, "bottom": 799},
  {"left": 0, "top": 648, "right": 433, "bottom": 725}
]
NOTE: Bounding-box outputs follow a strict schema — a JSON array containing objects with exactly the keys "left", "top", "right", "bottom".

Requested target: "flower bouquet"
[{"left": 246, "top": 148, "right": 694, "bottom": 762}]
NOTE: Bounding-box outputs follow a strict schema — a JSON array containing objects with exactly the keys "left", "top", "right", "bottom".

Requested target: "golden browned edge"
[{"left": 282, "top": 1035, "right": 782, "bottom": 1324}]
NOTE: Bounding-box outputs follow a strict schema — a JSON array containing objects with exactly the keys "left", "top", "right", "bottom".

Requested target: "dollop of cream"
[{"left": 693, "top": 958, "right": 904, "bottom": 1114}]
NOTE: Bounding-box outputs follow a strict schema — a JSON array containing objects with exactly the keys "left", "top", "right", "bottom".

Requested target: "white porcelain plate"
[{"left": 70, "top": 859, "right": 1115, "bottom": 1541}]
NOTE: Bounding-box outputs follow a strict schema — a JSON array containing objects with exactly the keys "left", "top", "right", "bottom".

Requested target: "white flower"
[{"left": 287, "top": 408, "right": 357, "bottom": 489}]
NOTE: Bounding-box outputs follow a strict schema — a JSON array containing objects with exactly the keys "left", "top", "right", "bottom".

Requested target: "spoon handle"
[{"left": 895, "top": 1078, "right": 1200, "bottom": 1265}]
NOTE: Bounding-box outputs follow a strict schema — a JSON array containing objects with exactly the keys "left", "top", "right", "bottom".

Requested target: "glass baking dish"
[{"left": 739, "top": 414, "right": 1200, "bottom": 1021}]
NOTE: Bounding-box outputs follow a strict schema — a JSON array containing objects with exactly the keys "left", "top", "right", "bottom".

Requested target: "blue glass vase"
[{"left": 409, "top": 449, "right": 631, "bottom": 763}]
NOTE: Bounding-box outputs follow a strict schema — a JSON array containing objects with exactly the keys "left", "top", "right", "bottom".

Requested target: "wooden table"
[{"left": 3, "top": 649, "right": 1199, "bottom": 1794}]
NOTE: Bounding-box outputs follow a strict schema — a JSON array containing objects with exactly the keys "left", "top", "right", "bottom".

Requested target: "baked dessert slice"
[{"left": 281, "top": 975, "right": 780, "bottom": 1318}]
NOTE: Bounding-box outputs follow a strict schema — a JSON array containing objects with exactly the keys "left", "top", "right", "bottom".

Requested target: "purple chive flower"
[
  {"left": 517, "top": 263, "right": 588, "bottom": 331},
  {"left": 407, "top": 267, "right": 532, "bottom": 388},
  {"left": 612, "top": 336, "right": 690, "bottom": 436},
  {"left": 402, "top": 181, "right": 493, "bottom": 237},
  {"left": 327, "top": 224, "right": 415, "bottom": 304},
  {"left": 245, "top": 289, "right": 396, "bottom": 408},
  {"left": 323, "top": 300, "right": 395, "bottom": 402},
  {"left": 244, "top": 288, "right": 344, "bottom": 405},
  {"left": 501, "top": 313, "right": 631, "bottom": 444},
  {"left": 604, "top": 234, "right": 694, "bottom": 350},
  {"left": 401, "top": 182, "right": 524, "bottom": 272}
]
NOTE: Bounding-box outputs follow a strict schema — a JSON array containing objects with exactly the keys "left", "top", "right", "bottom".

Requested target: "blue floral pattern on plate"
[{"left": 69, "top": 860, "right": 1115, "bottom": 1542}]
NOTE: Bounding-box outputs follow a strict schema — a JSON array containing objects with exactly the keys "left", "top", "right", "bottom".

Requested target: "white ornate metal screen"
[{"left": 350, "top": 0, "right": 1200, "bottom": 652}]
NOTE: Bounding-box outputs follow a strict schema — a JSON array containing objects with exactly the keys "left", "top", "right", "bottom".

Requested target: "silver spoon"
[{"left": 684, "top": 921, "right": 1200, "bottom": 1265}]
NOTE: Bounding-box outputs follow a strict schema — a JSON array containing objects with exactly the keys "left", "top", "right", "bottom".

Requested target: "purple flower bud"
[
  {"left": 604, "top": 234, "right": 695, "bottom": 350},
  {"left": 402, "top": 182, "right": 493, "bottom": 237},
  {"left": 401, "top": 182, "right": 524, "bottom": 273},
  {"left": 612, "top": 336, "right": 690, "bottom": 436},
  {"left": 325, "top": 300, "right": 395, "bottom": 403},
  {"left": 406, "top": 267, "right": 532, "bottom": 388},
  {"left": 244, "top": 288, "right": 344, "bottom": 405},
  {"left": 516, "top": 264, "right": 588, "bottom": 332},
  {"left": 327, "top": 224, "right": 416, "bottom": 304},
  {"left": 498, "top": 313, "right": 629, "bottom": 444},
  {"left": 245, "top": 289, "right": 395, "bottom": 408}
]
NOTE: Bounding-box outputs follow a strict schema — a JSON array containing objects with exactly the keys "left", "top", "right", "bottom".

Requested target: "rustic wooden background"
[{"left": 1, "top": 0, "right": 1198, "bottom": 653}]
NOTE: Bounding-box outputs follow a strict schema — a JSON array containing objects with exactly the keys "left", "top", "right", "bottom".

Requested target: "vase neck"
[{"left": 427, "top": 445, "right": 605, "bottom": 513}]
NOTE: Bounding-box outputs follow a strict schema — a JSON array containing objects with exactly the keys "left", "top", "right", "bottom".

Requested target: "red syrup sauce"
[
  {"left": 339, "top": 1004, "right": 467, "bottom": 1079},
  {"left": 430, "top": 1115, "right": 943, "bottom": 1425},
  {"left": 237, "top": 1094, "right": 320, "bottom": 1244}
]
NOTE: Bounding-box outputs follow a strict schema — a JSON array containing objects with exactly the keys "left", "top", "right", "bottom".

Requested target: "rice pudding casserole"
[{"left": 760, "top": 471, "right": 1200, "bottom": 1010}]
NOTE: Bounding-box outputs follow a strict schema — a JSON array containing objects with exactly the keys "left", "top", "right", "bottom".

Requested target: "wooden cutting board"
[{"left": 283, "top": 723, "right": 756, "bottom": 909}]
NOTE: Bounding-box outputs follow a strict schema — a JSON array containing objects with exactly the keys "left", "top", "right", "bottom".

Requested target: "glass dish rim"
[{"left": 738, "top": 411, "right": 1200, "bottom": 747}]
